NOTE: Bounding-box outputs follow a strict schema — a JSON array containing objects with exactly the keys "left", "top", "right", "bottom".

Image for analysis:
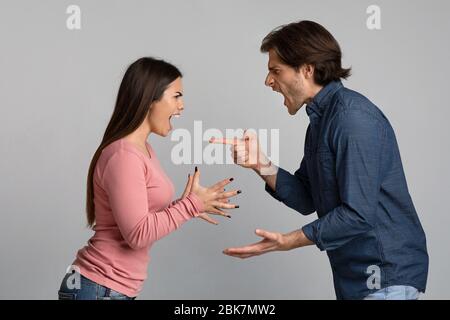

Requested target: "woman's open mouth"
[{"left": 168, "top": 113, "right": 181, "bottom": 130}]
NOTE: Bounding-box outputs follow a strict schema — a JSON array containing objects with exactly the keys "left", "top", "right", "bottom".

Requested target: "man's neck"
[{"left": 309, "top": 83, "right": 324, "bottom": 102}]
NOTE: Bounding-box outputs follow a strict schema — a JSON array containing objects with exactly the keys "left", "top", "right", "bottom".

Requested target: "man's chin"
[{"left": 286, "top": 105, "right": 301, "bottom": 115}]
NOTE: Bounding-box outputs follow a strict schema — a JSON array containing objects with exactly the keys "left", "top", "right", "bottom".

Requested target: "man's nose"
[{"left": 265, "top": 74, "right": 274, "bottom": 87}]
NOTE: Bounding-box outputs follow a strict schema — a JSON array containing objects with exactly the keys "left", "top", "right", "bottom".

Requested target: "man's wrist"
[
  {"left": 284, "top": 229, "right": 313, "bottom": 250},
  {"left": 254, "top": 156, "right": 278, "bottom": 176}
]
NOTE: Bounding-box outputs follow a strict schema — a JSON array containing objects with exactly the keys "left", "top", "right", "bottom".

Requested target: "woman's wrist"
[{"left": 186, "top": 192, "right": 205, "bottom": 216}]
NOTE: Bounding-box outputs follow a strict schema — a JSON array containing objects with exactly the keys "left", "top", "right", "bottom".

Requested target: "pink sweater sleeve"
[{"left": 102, "top": 150, "right": 204, "bottom": 250}]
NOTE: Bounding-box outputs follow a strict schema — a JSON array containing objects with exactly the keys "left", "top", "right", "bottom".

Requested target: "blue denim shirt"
[{"left": 266, "top": 81, "right": 428, "bottom": 299}]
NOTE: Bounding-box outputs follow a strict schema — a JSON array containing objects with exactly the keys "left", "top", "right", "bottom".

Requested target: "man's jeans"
[{"left": 364, "top": 285, "right": 420, "bottom": 300}]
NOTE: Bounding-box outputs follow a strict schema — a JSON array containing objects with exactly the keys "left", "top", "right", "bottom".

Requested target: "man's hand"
[
  {"left": 223, "top": 229, "right": 314, "bottom": 259},
  {"left": 209, "top": 130, "right": 276, "bottom": 176}
]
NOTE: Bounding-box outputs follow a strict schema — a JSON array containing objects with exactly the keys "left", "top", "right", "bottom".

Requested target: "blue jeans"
[
  {"left": 364, "top": 285, "right": 420, "bottom": 300},
  {"left": 58, "top": 272, "right": 136, "bottom": 300}
]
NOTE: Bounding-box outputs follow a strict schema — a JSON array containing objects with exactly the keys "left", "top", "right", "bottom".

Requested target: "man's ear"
[{"left": 302, "top": 64, "right": 315, "bottom": 79}]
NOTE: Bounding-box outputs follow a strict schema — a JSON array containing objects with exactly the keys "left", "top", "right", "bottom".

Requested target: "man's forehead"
[{"left": 267, "top": 50, "right": 284, "bottom": 69}]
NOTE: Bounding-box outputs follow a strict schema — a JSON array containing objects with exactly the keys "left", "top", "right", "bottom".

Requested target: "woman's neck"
[{"left": 125, "top": 125, "right": 151, "bottom": 148}]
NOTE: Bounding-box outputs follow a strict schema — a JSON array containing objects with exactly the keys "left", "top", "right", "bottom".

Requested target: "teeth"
[{"left": 173, "top": 114, "right": 180, "bottom": 118}]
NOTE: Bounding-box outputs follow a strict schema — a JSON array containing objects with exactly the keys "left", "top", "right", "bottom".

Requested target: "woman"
[{"left": 58, "top": 57, "right": 240, "bottom": 300}]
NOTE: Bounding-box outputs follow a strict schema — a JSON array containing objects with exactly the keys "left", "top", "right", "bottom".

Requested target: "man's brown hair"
[{"left": 261, "top": 20, "right": 351, "bottom": 85}]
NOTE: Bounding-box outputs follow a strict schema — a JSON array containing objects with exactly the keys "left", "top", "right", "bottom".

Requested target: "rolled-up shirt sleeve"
[
  {"left": 265, "top": 158, "right": 315, "bottom": 215},
  {"left": 302, "top": 110, "right": 386, "bottom": 251}
]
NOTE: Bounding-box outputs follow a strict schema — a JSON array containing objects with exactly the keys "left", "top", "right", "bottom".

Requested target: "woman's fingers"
[
  {"left": 181, "top": 173, "right": 194, "bottom": 199},
  {"left": 210, "top": 177, "right": 234, "bottom": 191},
  {"left": 198, "top": 214, "right": 219, "bottom": 225},
  {"left": 217, "top": 190, "right": 242, "bottom": 200},
  {"left": 192, "top": 166, "right": 200, "bottom": 186},
  {"left": 212, "top": 201, "right": 239, "bottom": 210},
  {"left": 208, "top": 207, "right": 231, "bottom": 218}
]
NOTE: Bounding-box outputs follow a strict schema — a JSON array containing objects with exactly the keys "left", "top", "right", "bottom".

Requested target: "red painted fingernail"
[
  {"left": 237, "top": 190, "right": 242, "bottom": 194},
  {"left": 229, "top": 177, "right": 234, "bottom": 181},
  {"left": 195, "top": 166, "right": 198, "bottom": 172},
  {"left": 235, "top": 205, "right": 240, "bottom": 208}
]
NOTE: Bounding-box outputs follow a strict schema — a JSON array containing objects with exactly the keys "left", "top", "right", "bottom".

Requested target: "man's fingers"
[
  {"left": 223, "top": 251, "right": 258, "bottom": 259},
  {"left": 222, "top": 242, "right": 270, "bottom": 255},
  {"left": 222, "top": 234, "right": 278, "bottom": 257},
  {"left": 223, "top": 246, "right": 259, "bottom": 255},
  {"left": 234, "top": 145, "right": 246, "bottom": 152},
  {"left": 255, "top": 229, "right": 278, "bottom": 241},
  {"left": 209, "top": 137, "right": 249, "bottom": 145},
  {"left": 243, "top": 130, "right": 257, "bottom": 141},
  {"left": 236, "top": 155, "right": 249, "bottom": 164},
  {"left": 209, "top": 138, "right": 238, "bottom": 145}
]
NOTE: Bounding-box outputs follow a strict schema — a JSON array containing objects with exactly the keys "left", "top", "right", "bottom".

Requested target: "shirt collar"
[{"left": 305, "top": 80, "right": 343, "bottom": 118}]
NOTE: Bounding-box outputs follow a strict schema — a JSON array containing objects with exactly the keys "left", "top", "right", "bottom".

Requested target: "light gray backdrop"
[{"left": 1, "top": 0, "right": 449, "bottom": 299}]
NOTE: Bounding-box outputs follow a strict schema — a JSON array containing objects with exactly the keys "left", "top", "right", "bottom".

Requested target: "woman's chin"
[
  {"left": 153, "top": 128, "right": 171, "bottom": 137},
  {"left": 161, "top": 130, "right": 170, "bottom": 137}
]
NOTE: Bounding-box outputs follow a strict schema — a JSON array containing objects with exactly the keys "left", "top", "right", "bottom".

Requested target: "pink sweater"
[{"left": 73, "top": 138, "right": 204, "bottom": 297}]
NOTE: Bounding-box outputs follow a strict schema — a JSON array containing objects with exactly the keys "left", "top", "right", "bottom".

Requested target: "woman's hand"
[{"left": 181, "top": 167, "right": 241, "bottom": 225}]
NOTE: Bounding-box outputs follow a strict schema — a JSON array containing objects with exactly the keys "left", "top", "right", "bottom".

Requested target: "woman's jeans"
[
  {"left": 58, "top": 272, "right": 136, "bottom": 300},
  {"left": 364, "top": 285, "right": 420, "bottom": 300}
]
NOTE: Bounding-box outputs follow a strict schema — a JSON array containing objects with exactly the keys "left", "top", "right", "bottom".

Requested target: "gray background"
[{"left": 0, "top": 0, "right": 449, "bottom": 299}]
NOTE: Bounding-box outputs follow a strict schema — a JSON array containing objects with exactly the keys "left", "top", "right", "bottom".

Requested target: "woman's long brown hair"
[{"left": 86, "top": 57, "right": 182, "bottom": 228}]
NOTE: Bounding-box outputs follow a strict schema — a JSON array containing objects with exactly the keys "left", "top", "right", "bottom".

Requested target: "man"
[{"left": 212, "top": 20, "right": 428, "bottom": 300}]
